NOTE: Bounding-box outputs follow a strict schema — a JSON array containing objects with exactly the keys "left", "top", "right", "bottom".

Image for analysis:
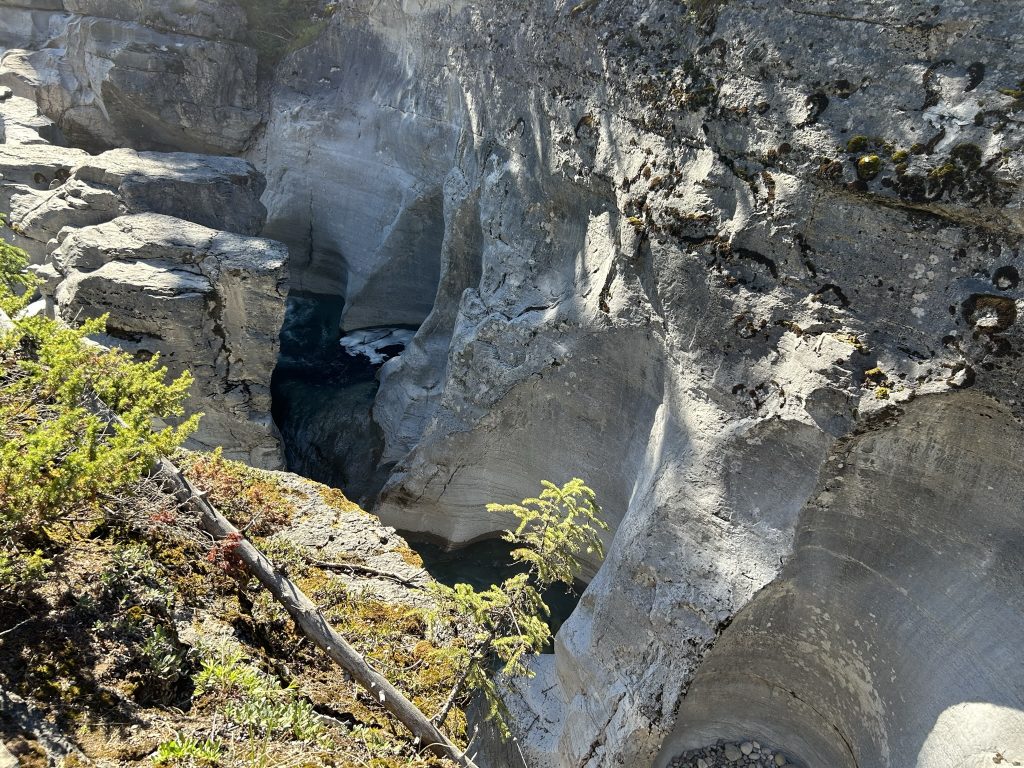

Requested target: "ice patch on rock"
[{"left": 340, "top": 327, "right": 415, "bottom": 365}]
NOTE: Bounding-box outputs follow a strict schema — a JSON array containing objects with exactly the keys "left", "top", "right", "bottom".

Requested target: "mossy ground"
[{"left": 0, "top": 451, "right": 469, "bottom": 767}]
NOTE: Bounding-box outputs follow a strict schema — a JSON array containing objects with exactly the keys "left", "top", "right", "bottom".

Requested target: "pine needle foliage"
[
  {"left": 0, "top": 228, "right": 199, "bottom": 592},
  {"left": 427, "top": 479, "right": 607, "bottom": 738},
  {"left": 490, "top": 477, "right": 606, "bottom": 587},
  {"left": 0, "top": 214, "right": 35, "bottom": 316}
]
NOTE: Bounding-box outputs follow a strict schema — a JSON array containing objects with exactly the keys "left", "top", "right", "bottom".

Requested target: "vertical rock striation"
[
  {"left": 251, "top": 2, "right": 1024, "bottom": 766},
  {"left": 51, "top": 213, "right": 288, "bottom": 468},
  {"left": 658, "top": 393, "right": 1024, "bottom": 768}
]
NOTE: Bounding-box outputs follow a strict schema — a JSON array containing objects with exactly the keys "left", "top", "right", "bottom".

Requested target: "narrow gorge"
[{"left": 1, "top": 0, "right": 1022, "bottom": 766}]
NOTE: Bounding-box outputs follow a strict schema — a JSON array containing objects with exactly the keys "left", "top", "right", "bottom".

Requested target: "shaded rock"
[
  {"left": 662, "top": 394, "right": 1024, "bottom": 768},
  {"left": 0, "top": 3, "right": 68, "bottom": 52},
  {"left": 15, "top": 148, "right": 267, "bottom": 253},
  {"left": 63, "top": 0, "right": 246, "bottom": 40},
  {"left": 253, "top": 8, "right": 459, "bottom": 330}
]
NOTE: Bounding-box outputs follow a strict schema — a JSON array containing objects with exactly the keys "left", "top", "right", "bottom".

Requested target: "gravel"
[{"left": 670, "top": 740, "right": 801, "bottom": 768}]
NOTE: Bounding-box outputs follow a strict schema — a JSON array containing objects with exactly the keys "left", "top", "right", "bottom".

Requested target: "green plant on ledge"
[
  {"left": 427, "top": 478, "right": 608, "bottom": 738},
  {"left": 0, "top": 224, "right": 198, "bottom": 594}
]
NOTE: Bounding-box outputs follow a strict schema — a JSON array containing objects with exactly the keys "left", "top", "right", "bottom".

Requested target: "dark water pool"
[
  {"left": 404, "top": 535, "right": 583, "bottom": 639},
  {"left": 270, "top": 291, "right": 401, "bottom": 504}
]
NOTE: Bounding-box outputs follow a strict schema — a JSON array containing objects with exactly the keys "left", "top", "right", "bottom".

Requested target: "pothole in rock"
[{"left": 670, "top": 741, "right": 802, "bottom": 768}]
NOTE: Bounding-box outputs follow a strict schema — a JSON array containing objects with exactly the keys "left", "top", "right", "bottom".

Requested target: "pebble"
[{"left": 669, "top": 740, "right": 802, "bottom": 768}]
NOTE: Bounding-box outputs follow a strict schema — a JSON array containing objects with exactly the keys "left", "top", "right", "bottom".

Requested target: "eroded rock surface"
[
  {"left": 16, "top": 148, "right": 267, "bottom": 254},
  {"left": 51, "top": 213, "right": 287, "bottom": 468},
  {"left": 0, "top": 0, "right": 258, "bottom": 153},
  {"left": 0, "top": 95, "right": 287, "bottom": 468},
  {"left": 658, "top": 394, "right": 1024, "bottom": 768},
  {"left": 3, "top": 0, "right": 1023, "bottom": 766},
  {"left": 244, "top": 1, "right": 1024, "bottom": 766},
  {"left": 252, "top": 0, "right": 462, "bottom": 330}
]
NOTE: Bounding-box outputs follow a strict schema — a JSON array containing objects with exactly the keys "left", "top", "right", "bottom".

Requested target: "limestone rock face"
[
  {"left": 0, "top": 0, "right": 259, "bottom": 153},
  {"left": 1, "top": 96, "right": 288, "bottom": 469},
  {"left": 51, "top": 213, "right": 288, "bottom": 468},
  {"left": 0, "top": 0, "right": 68, "bottom": 53},
  {"left": 241, "top": 1, "right": 1024, "bottom": 766},
  {"left": 252, "top": 0, "right": 462, "bottom": 330},
  {"left": 0, "top": 91, "right": 64, "bottom": 144},
  {"left": 3, "top": 0, "right": 1022, "bottom": 765},
  {"left": 15, "top": 148, "right": 267, "bottom": 258},
  {"left": 61, "top": 0, "right": 246, "bottom": 40},
  {"left": 0, "top": 92, "right": 85, "bottom": 256},
  {"left": 658, "top": 393, "right": 1024, "bottom": 768}
]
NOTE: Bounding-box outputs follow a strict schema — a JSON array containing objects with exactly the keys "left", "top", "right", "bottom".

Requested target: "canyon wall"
[
  {"left": 270, "top": 2, "right": 1024, "bottom": 765},
  {"left": 2, "top": 0, "right": 1022, "bottom": 766}
]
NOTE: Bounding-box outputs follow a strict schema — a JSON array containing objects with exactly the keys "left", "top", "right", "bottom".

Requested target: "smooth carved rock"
[
  {"left": 255, "top": 8, "right": 459, "bottom": 330},
  {"left": 50, "top": 213, "right": 289, "bottom": 469},
  {"left": 272, "top": 2, "right": 1024, "bottom": 767},
  {"left": 662, "top": 394, "right": 1024, "bottom": 768}
]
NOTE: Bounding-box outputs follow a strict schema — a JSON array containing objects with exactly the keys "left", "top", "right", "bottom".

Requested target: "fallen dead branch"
[
  {"left": 156, "top": 458, "right": 479, "bottom": 768},
  {"left": 302, "top": 556, "right": 426, "bottom": 589}
]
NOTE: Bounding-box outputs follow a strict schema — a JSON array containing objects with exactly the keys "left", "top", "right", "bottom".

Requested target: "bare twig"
[
  {"left": 0, "top": 616, "right": 33, "bottom": 637},
  {"left": 432, "top": 640, "right": 485, "bottom": 728}
]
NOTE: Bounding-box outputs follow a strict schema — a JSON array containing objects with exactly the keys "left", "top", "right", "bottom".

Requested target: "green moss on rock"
[{"left": 857, "top": 154, "right": 882, "bottom": 180}]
